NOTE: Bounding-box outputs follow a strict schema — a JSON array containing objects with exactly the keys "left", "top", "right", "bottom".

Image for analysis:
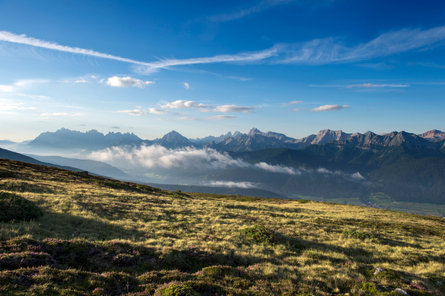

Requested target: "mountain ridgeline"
[
  {"left": 6, "top": 127, "right": 445, "bottom": 210},
  {"left": 25, "top": 127, "right": 445, "bottom": 152}
]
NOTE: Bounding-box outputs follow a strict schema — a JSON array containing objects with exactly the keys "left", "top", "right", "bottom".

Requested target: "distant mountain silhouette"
[
  {"left": 28, "top": 154, "right": 129, "bottom": 180},
  {"left": 0, "top": 147, "right": 80, "bottom": 171},
  {"left": 208, "top": 128, "right": 445, "bottom": 152},
  {"left": 26, "top": 127, "right": 445, "bottom": 153},
  {"left": 156, "top": 130, "right": 194, "bottom": 149},
  {"left": 29, "top": 128, "right": 143, "bottom": 150}
]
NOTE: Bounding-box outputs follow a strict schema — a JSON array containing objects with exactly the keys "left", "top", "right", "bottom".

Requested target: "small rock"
[
  {"left": 394, "top": 288, "right": 409, "bottom": 295},
  {"left": 373, "top": 267, "right": 384, "bottom": 276}
]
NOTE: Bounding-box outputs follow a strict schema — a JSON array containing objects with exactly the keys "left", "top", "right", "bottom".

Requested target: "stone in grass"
[
  {"left": 394, "top": 288, "right": 410, "bottom": 295},
  {"left": 373, "top": 267, "right": 384, "bottom": 276}
]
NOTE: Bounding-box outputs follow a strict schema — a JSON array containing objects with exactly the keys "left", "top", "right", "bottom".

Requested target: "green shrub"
[
  {"left": 240, "top": 225, "right": 277, "bottom": 245},
  {"left": 154, "top": 281, "right": 224, "bottom": 296},
  {"left": 0, "top": 192, "right": 43, "bottom": 222},
  {"left": 154, "top": 281, "right": 199, "bottom": 296}
]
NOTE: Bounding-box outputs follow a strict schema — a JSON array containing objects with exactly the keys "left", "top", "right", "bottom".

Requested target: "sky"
[{"left": 0, "top": 0, "right": 445, "bottom": 141}]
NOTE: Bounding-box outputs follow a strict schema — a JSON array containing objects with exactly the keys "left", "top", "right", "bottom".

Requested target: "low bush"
[{"left": 239, "top": 225, "right": 278, "bottom": 245}]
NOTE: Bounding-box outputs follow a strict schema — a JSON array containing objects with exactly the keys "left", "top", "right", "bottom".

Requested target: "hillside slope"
[{"left": 0, "top": 159, "right": 444, "bottom": 295}]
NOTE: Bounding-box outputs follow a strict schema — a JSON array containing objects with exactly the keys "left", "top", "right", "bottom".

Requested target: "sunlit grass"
[{"left": 0, "top": 159, "right": 444, "bottom": 295}]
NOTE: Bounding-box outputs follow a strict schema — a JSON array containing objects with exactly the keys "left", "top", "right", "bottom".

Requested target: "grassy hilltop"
[{"left": 0, "top": 159, "right": 444, "bottom": 295}]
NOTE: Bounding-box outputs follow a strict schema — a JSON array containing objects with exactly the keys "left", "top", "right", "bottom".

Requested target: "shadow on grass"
[{"left": 0, "top": 209, "right": 147, "bottom": 242}]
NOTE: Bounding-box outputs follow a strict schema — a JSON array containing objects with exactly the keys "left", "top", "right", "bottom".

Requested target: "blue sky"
[{"left": 0, "top": 0, "right": 445, "bottom": 141}]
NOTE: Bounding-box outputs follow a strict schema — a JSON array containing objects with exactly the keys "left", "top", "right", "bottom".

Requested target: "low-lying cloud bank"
[
  {"left": 90, "top": 145, "right": 296, "bottom": 174},
  {"left": 206, "top": 181, "right": 258, "bottom": 189},
  {"left": 90, "top": 145, "right": 365, "bottom": 181}
]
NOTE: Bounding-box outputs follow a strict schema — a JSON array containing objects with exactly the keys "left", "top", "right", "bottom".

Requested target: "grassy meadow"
[{"left": 0, "top": 159, "right": 444, "bottom": 295}]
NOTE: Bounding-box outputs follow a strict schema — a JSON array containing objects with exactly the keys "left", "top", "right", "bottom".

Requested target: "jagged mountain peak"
[
  {"left": 248, "top": 128, "right": 262, "bottom": 136},
  {"left": 420, "top": 129, "right": 445, "bottom": 142},
  {"left": 157, "top": 130, "right": 193, "bottom": 149}
]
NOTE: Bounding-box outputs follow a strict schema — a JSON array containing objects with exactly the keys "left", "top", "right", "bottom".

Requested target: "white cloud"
[
  {"left": 148, "top": 107, "right": 167, "bottom": 115},
  {"left": 90, "top": 145, "right": 249, "bottom": 170},
  {"left": 208, "top": 115, "right": 236, "bottom": 120},
  {"left": 206, "top": 181, "right": 258, "bottom": 189},
  {"left": 90, "top": 145, "right": 299, "bottom": 176},
  {"left": 284, "top": 100, "right": 304, "bottom": 105},
  {"left": 3, "top": 25, "right": 445, "bottom": 72},
  {"left": 160, "top": 100, "right": 255, "bottom": 113},
  {"left": 183, "top": 82, "right": 190, "bottom": 89},
  {"left": 0, "top": 31, "right": 151, "bottom": 65},
  {"left": 0, "top": 99, "right": 36, "bottom": 112},
  {"left": 208, "top": 0, "right": 291, "bottom": 22},
  {"left": 136, "top": 46, "right": 281, "bottom": 73},
  {"left": 254, "top": 162, "right": 300, "bottom": 175},
  {"left": 178, "top": 116, "right": 199, "bottom": 121},
  {"left": 281, "top": 25, "right": 445, "bottom": 64},
  {"left": 311, "top": 104, "right": 350, "bottom": 112},
  {"left": 161, "top": 100, "right": 207, "bottom": 110},
  {"left": 346, "top": 83, "right": 409, "bottom": 88},
  {"left": 213, "top": 105, "right": 255, "bottom": 113},
  {"left": 40, "top": 112, "right": 83, "bottom": 118},
  {"left": 105, "top": 76, "right": 154, "bottom": 88},
  {"left": 351, "top": 172, "right": 365, "bottom": 180},
  {"left": 0, "top": 79, "right": 48, "bottom": 93},
  {"left": 0, "top": 85, "right": 13, "bottom": 92},
  {"left": 117, "top": 109, "right": 146, "bottom": 116},
  {"left": 310, "top": 82, "right": 410, "bottom": 89}
]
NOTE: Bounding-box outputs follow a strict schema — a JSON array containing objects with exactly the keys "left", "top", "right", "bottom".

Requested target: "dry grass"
[{"left": 0, "top": 159, "right": 444, "bottom": 295}]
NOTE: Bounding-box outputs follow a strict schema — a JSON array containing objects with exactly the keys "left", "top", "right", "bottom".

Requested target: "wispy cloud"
[
  {"left": 40, "top": 112, "right": 83, "bottom": 118},
  {"left": 281, "top": 25, "right": 445, "bottom": 64},
  {"left": 135, "top": 46, "right": 281, "bottom": 74},
  {"left": 208, "top": 115, "right": 236, "bottom": 120},
  {"left": 254, "top": 162, "right": 299, "bottom": 175},
  {"left": 90, "top": 145, "right": 299, "bottom": 176},
  {"left": 105, "top": 76, "right": 154, "bottom": 88},
  {"left": 148, "top": 107, "right": 167, "bottom": 115},
  {"left": 206, "top": 181, "right": 258, "bottom": 189},
  {"left": 213, "top": 105, "right": 254, "bottom": 113},
  {"left": 284, "top": 100, "right": 304, "bottom": 105},
  {"left": 310, "top": 82, "right": 410, "bottom": 88},
  {"left": 117, "top": 109, "right": 146, "bottom": 116},
  {"left": 346, "top": 83, "right": 409, "bottom": 88},
  {"left": 2, "top": 25, "right": 445, "bottom": 72},
  {"left": 311, "top": 104, "right": 350, "bottom": 112},
  {"left": 208, "top": 0, "right": 291, "bottom": 22},
  {"left": 160, "top": 99, "right": 255, "bottom": 113},
  {"left": 178, "top": 116, "right": 199, "bottom": 121},
  {"left": 0, "top": 79, "right": 48, "bottom": 93},
  {"left": 0, "top": 99, "right": 36, "bottom": 113},
  {"left": 0, "top": 31, "right": 151, "bottom": 65}
]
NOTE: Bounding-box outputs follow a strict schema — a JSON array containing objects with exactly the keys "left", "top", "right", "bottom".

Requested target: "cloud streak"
[
  {"left": 311, "top": 104, "right": 350, "bottom": 112},
  {"left": 117, "top": 109, "right": 146, "bottom": 116},
  {"left": 281, "top": 25, "right": 445, "bottom": 64},
  {"left": 208, "top": 0, "right": 291, "bottom": 22},
  {"left": 206, "top": 181, "right": 258, "bottom": 189},
  {"left": 159, "top": 99, "right": 255, "bottom": 113},
  {"left": 2, "top": 25, "right": 445, "bottom": 72}
]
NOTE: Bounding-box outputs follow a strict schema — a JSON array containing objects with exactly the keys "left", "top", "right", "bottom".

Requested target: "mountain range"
[
  {"left": 3, "top": 127, "right": 445, "bottom": 209},
  {"left": 18, "top": 127, "right": 445, "bottom": 152}
]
